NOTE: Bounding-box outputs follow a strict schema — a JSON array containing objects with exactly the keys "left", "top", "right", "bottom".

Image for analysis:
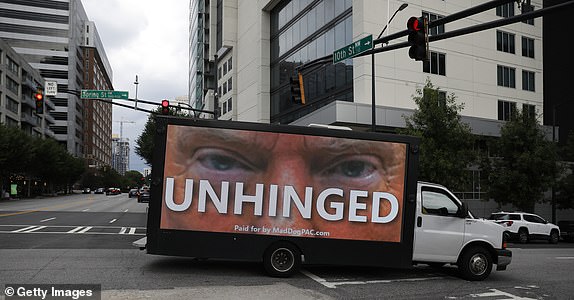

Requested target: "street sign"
[
  {"left": 333, "top": 34, "right": 373, "bottom": 64},
  {"left": 81, "top": 90, "right": 129, "bottom": 99},
  {"left": 45, "top": 81, "right": 58, "bottom": 96}
]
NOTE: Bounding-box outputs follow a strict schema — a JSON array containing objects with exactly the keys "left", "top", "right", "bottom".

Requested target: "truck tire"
[
  {"left": 549, "top": 230, "right": 559, "bottom": 244},
  {"left": 518, "top": 228, "right": 529, "bottom": 244},
  {"left": 458, "top": 246, "right": 492, "bottom": 281},
  {"left": 263, "top": 242, "right": 301, "bottom": 277}
]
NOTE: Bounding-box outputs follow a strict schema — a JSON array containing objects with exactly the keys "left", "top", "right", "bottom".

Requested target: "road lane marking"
[
  {"left": 555, "top": 257, "right": 574, "bottom": 259},
  {"left": 470, "top": 288, "right": 536, "bottom": 299},
  {"left": 40, "top": 217, "right": 56, "bottom": 223},
  {"left": 78, "top": 226, "right": 92, "bottom": 233},
  {"left": 0, "top": 199, "right": 96, "bottom": 217},
  {"left": 123, "top": 209, "right": 129, "bottom": 212},
  {"left": 109, "top": 219, "right": 117, "bottom": 224},
  {"left": 12, "top": 226, "right": 39, "bottom": 233},
  {"left": 67, "top": 226, "right": 85, "bottom": 233},
  {"left": 23, "top": 226, "right": 47, "bottom": 233},
  {"left": 301, "top": 270, "right": 444, "bottom": 289},
  {"left": 82, "top": 209, "right": 90, "bottom": 212},
  {"left": 128, "top": 227, "right": 136, "bottom": 234}
]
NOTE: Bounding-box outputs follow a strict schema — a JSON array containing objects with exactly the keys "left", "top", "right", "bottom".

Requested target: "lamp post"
[{"left": 371, "top": 3, "right": 408, "bottom": 132}]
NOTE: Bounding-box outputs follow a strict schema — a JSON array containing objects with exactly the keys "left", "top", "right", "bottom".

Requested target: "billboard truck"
[{"left": 136, "top": 117, "right": 511, "bottom": 281}]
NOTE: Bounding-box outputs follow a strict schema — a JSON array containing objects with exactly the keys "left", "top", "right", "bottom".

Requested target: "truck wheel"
[
  {"left": 263, "top": 242, "right": 301, "bottom": 277},
  {"left": 518, "top": 228, "right": 529, "bottom": 244},
  {"left": 458, "top": 246, "right": 492, "bottom": 281},
  {"left": 549, "top": 230, "right": 559, "bottom": 244}
]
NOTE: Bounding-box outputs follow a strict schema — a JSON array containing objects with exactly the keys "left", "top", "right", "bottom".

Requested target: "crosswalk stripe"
[
  {"left": 12, "top": 226, "right": 38, "bottom": 233},
  {"left": 67, "top": 226, "right": 84, "bottom": 233}
]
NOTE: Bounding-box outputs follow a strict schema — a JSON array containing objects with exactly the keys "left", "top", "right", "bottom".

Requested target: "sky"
[{"left": 82, "top": 0, "right": 189, "bottom": 173}]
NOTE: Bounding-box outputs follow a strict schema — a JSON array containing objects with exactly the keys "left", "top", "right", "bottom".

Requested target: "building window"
[
  {"left": 423, "top": 88, "right": 447, "bottom": 108},
  {"left": 496, "top": 3, "right": 514, "bottom": 18},
  {"left": 423, "top": 52, "right": 446, "bottom": 76},
  {"left": 497, "top": 65, "right": 515, "bottom": 88},
  {"left": 6, "top": 77, "right": 19, "bottom": 94},
  {"left": 522, "top": 37, "right": 534, "bottom": 58},
  {"left": 6, "top": 96, "right": 19, "bottom": 113},
  {"left": 522, "top": 70, "right": 535, "bottom": 92},
  {"left": 523, "top": 104, "right": 535, "bottom": 119},
  {"left": 228, "top": 57, "right": 232, "bottom": 71},
  {"left": 228, "top": 77, "right": 232, "bottom": 91},
  {"left": 498, "top": 100, "right": 516, "bottom": 121},
  {"left": 496, "top": 31, "right": 515, "bottom": 54},
  {"left": 227, "top": 97, "right": 232, "bottom": 112},
  {"left": 521, "top": 3, "right": 534, "bottom": 25},
  {"left": 7, "top": 56, "right": 19, "bottom": 75},
  {"left": 218, "top": 66, "right": 222, "bottom": 80},
  {"left": 422, "top": 11, "right": 445, "bottom": 35}
]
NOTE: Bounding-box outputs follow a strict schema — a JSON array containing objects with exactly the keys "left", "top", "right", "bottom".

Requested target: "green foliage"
[
  {"left": 136, "top": 107, "right": 193, "bottom": 166},
  {"left": 482, "top": 110, "right": 557, "bottom": 213},
  {"left": 400, "top": 79, "right": 475, "bottom": 191}
]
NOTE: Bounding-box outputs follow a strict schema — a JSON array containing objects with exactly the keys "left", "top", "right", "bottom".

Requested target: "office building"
[
  {"left": 111, "top": 134, "right": 129, "bottom": 176},
  {"left": 0, "top": 39, "right": 55, "bottom": 137},
  {"left": 0, "top": 0, "right": 113, "bottom": 162}
]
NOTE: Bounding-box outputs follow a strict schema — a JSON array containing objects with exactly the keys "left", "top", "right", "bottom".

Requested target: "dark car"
[
  {"left": 128, "top": 189, "right": 139, "bottom": 198},
  {"left": 105, "top": 188, "right": 121, "bottom": 195},
  {"left": 138, "top": 188, "right": 150, "bottom": 203},
  {"left": 94, "top": 188, "right": 105, "bottom": 194}
]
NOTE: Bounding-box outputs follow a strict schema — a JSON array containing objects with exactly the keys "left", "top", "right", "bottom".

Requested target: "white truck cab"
[{"left": 413, "top": 182, "right": 512, "bottom": 280}]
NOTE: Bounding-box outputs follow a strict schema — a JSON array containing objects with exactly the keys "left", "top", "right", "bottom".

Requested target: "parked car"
[
  {"left": 558, "top": 220, "right": 574, "bottom": 242},
  {"left": 105, "top": 188, "right": 121, "bottom": 195},
  {"left": 128, "top": 189, "right": 139, "bottom": 198},
  {"left": 138, "top": 188, "right": 150, "bottom": 203},
  {"left": 489, "top": 212, "right": 560, "bottom": 244},
  {"left": 94, "top": 188, "right": 105, "bottom": 194},
  {"left": 82, "top": 188, "right": 91, "bottom": 194}
]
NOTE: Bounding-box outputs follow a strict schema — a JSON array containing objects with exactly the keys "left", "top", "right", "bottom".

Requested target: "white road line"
[
  {"left": 109, "top": 219, "right": 117, "bottom": 224},
  {"left": 555, "top": 257, "right": 574, "bottom": 260},
  {"left": 67, "top": 226, "right": 84, "bottom": 233},
  {"left": 128, "top": 227, "right": 136, "bottom": 234},
  {"left": 78, "top": 226, "right": 92, "bottom": 234},
  {"left": 119, "top": 227, "right": 127, "bottom": 234},
  {"left": 40, "top": 217, "right": 56, "bottom": 223},
  {"left": 82, "top": 209, "right": 90, "bottom": 212},
  {"left": 301, "top": 270, "right": 445, "bottom": 289},
  {"left": 123, "top": 209, "right": 129, "bottom": 212},
  {"left": 23, "top": 226, "right": 47, "bottom": 233},
  {"left": 12, "top": 226, "right": 38, "bottom": 233}
]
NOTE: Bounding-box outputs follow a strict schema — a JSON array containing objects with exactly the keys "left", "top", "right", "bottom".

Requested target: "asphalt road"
[{"left": 1, "top": 193, "right": 573, "bottom": 299}]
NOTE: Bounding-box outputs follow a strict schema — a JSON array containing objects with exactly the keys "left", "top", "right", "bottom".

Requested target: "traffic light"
[
  {"left": 34, "top": 89, "right": 44, "bottom": 114},
  {"left": 161, "top": 99, "right": 170, "bottom": 115},
  {"left": 290, "top": 72, "right": 306, "bottom": 104},
  {"left": 406, "top": 16, "right": 429, "bottom": 61}
]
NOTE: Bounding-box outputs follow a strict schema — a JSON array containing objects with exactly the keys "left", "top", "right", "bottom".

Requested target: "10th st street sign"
[
  {"left": 81, "top": 90, "right": 129, "bottom": 99},
  {"left": 333, "top": 35, "right": 373, "bottom": 64}
]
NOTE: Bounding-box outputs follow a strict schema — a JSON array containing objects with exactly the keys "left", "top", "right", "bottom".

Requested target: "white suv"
[{"left": 489, "top": 212, "right": 560, "bottom": 244}]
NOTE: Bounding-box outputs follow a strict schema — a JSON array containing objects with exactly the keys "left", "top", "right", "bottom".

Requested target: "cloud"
[{"left": 82, "top": 0, "right": 189, "bottom": 172}]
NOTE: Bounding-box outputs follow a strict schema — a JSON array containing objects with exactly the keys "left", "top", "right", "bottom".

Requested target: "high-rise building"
[
  {"left": 190, "top": 0, "right": 544, "bottom": 132},
  {"left": 0, "top": 39, "right": 55, "bottom": 137},
  {"left": 111, "top": 134, "right": 129, "bottom": 176},
  {"left": 0, "top": 0, "right": 113, "bottom": 161},
  {"left": 189, "top": 0, "right": 553, "bottom": 216}
]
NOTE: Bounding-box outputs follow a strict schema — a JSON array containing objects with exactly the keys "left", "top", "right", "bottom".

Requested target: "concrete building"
[
  {"left": 81, "top": 21, "right": 113, "bottom": 168},
  {"left": 189, "top": 0, "right": 559, "bottom": 217},
  {"left": 0, "top": 0, "right": 113, "bottom": 161},
  {"left": 0, "top": 39, "right": 55, "bottom": 138},
  {"left": 111, "top": 134, "right": 129, "bottom": 176}
]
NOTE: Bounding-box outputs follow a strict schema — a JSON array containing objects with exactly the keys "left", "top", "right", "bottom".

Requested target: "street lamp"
[{"left": 371, "top": 3, "right": 408, "bottom": 132}]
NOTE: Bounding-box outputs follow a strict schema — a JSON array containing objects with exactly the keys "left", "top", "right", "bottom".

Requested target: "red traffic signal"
[
  {"left": 406, "top": 16, "right": 429, "bottom": 61},
  {"left": 161, "top": 99, "right": 170, "bottom": 115},
  {"left": 35, "top": 90, "right": 44, "bottom": 114}
]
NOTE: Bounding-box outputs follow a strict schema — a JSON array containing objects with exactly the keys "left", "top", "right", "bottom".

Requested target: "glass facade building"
[{"left": 270, "top": 0, "right": 353, "bottom": 124}]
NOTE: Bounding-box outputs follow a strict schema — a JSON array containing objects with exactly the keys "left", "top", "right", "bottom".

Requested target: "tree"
[
  {"left": 135, "top": 107, "right": 192, "bottom": 166},
  {"left": 400, "top": 79, "right": 475, "bottom": 191},
  {"left": 482, "top": 109, "right": 557, "bottom": 213}
]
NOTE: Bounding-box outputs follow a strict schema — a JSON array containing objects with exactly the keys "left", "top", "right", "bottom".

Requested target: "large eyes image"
[
  {"left": 191, "top": 148, "right": 257, "bottom": 181},
  {"left": 319, "top": 155, "right": 382, "bottom": 187}
]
